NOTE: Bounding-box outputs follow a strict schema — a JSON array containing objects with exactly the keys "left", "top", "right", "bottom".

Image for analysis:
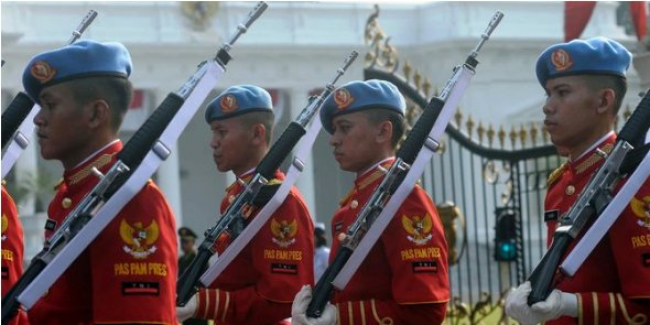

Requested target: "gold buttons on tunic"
[
  {"left": 337, "top": 233, "right": 347, "bottom": 242},
  {"left": 62, "top": 198, "right": 72, "bottom": 209},
  {"left": 350, "top": 200, "right": 358, "bottom": 209},
  {"left": 565, "top": 185, "right": 575, "bottom": 196},
  {"left": 228, "top": 195, "right": 235, "bottom": 203}
]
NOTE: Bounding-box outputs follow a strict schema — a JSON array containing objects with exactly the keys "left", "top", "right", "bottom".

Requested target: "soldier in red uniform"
[
  {"left": 505, "top": 37, "right": 650, "bottom": 324},
  {"left": 292, "top": 80, "right": 450, "bottom": 325},
  {"left": 22, "top": 40, "right": 178, "bottom": 324},
  {"left": 2, "top": 184, "right": 29, "bottom": 325},
  {"left": 176, "top": 85, "right": 315, "bottom": 324}
]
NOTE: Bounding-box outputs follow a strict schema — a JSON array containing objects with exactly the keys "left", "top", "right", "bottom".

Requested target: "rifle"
[
  {"left": 306, "top": 11, "right": 504, "bottom": 318},
  {"left": 1, "top": 3, "right": 267, "bottom": 323},
  {"left": 527, "top": 91, "right": 650, "bottom": 305},
  {"left": 1, "top": 10, "right": 98, "bottom": 180},
  {"left": 176, "top": 51, "right": 359, "bottom": 306}
]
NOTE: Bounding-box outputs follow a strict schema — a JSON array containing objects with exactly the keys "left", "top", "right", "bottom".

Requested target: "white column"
[
  {"left": 15, "top": 128, "right": 38, "bottom": 215},
  {"left": 288, "top": 87, "right": 317, "bottom": 218},
  {"left": 157, "top": 142, "right": 183, "bottom": 226},
  {"left": 153, "top": 90, "right": 183, "bottom": 227}
]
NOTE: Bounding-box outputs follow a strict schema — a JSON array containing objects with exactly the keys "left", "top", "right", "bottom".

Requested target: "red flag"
[
  {"left": 564, "top": 1, "right": 597, "bottom": 42},
  {"left": 630, "top": 1, "right": 648, "bottom": 41}
]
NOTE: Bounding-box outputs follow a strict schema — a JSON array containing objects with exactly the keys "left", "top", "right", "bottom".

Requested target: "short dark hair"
[
  {"left": 584, "top": 75, "right": 627, "bottom": 114},
  {"left": 67, "top": 76, "right": 133, "bottom": 131},
  {"left": 364, "top": 108, "right": 406, "bottom": 147},
  {"left": 240, "top": 110, "right": 274, "bottom": 144}
]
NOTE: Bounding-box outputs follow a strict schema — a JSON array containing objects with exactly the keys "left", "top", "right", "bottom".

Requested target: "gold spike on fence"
[
  {"left": 403, "top": 60, "right": 412, "bottom": 83},
  {"left": 519, "top": 125, "right": 527, "bottom": 147},
  {"left": 455, "top": 109, "right": 463, "bottom": 129},
  {"left": 498, "top": 125, "right": 506, "bottom": 149},
  {"left": 530, "top": 123, "right": 538, "bottom": 146},
  {"left": 623, "top": 104, "right": 632, "bottom": 121},
  {"left": 509, "top": 126, "right": 518, "bottom": 148},
  {"left": 477, "top": 122, "right": 485, "bottom": 143},
  {"left": 414, "top": 70, "right": 422, "bottom": 91},
  {"left": 487, "top": 124, "right": 495, "bottom": 148},
  {"left": 423, "top": 78, "right": 432, "bottom": 98},
  {"left": 466, "top": 116, "right": 475, "bottom": 139}
]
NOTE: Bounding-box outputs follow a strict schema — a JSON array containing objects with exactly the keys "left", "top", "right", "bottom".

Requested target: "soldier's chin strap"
[
  {"left": 560, "top": 132, "right": 650, "bottom": 277},
  {"left": 17, "top": 61, "right": 225, "bottom": 310},
  {"left": 200, "top": 116, "right": 323, "bottom": 286}
]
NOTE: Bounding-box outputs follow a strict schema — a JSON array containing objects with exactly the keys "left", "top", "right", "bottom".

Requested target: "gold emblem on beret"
[
  {"left": 551, "top": 49, "right": 573, "bottom": 72},
  {"left": 31, "top": 61, "right": 57, "bottom": 84},
  {"left": 220, "top": 94, "right": 238, "bottom": 113},
  {"left": 334, "top": 88, "right": 354, "bottom": 110}
]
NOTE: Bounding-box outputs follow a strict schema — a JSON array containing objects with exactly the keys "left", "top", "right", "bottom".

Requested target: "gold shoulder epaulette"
[
  {"left": 54, "top": 178, "right": 64, "bottom": 191},
  {"left": 546, "top": 162, "right": 567, "bottom": 188},
  {"left": 339, "top": 189, "right": 354, "bottom": 207}
]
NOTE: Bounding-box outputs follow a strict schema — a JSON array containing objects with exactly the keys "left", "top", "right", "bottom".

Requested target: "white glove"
[
  {"left": 505, "top": 281, "right": 578, "bottom": 325},
  {"left": 291, "top": 285, "right": 338, "bottom": 325},
  {"left": 176, "top": 293, "right": 198, "bottom": 322}
]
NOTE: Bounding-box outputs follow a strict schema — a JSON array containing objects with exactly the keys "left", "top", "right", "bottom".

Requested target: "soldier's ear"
[
  {"left": 250, "top": 123, "right": 267, "bottom": 145},
  {"left": 596, "top": 88, "right": 615, "bottom": 115},
  {"left": 87, "top": 99, "right": 110, "bottom": 129},
  {"left": 376, "top": 120, "right": 393, "bottom": 144}
]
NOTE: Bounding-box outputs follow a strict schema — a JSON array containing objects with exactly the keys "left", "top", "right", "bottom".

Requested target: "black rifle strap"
[
  {"left": 620, "top": 143, "right": 650, "bottom": 175},
  {"left": 251, "top": 183, "right": 281, "bottom": 208}
]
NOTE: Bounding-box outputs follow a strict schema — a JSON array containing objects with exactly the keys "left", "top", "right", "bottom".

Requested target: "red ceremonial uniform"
[
  {"left": 544, "top": 133, "right": 650, "bottom": 324},
  {"left": 329, "top": 158, "right": 449, "bottom": 325},
  {"left": 2, "top": 185, "right": 29, "bottom": 325},
  {"left": 194, "top": 170, "right": 314, "bottom": 325},
  {"left": 28, "top": 141, "right": 178, "bottom": 325}
]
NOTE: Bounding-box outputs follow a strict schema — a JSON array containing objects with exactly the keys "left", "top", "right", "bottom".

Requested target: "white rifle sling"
[
  {"left": 18, "top": 61, "right": 225, "bottom": 309},
  {"left": 332, "top": 66, "right": 474, "bottom": 290}
]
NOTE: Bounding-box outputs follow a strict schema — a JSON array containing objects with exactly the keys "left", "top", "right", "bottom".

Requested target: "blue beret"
[
  {"left": 205, "top": 85, "right": 273, "bottom": 123},
  {"left": 320, "top": 79, "right": 405, "bottom": 134},
  {"left": 22, "top": 40, "right": 132, "bottom": 102},
  {"left": 536, "top": 37, "right": 631, "bottom": 87}
]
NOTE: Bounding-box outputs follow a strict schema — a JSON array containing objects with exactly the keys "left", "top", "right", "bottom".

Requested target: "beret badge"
[
  {"left": 551, "top": 49, "right": 573, "bottom": 72},
  {"left": 31, "top": 61, "right": 57, "bottom": 84},
  {"left": 334, "top": 88, "right": 354, "bottom": 110},
  {"left": 220, "top": 94, "right": 238, "bottom": 113}
]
